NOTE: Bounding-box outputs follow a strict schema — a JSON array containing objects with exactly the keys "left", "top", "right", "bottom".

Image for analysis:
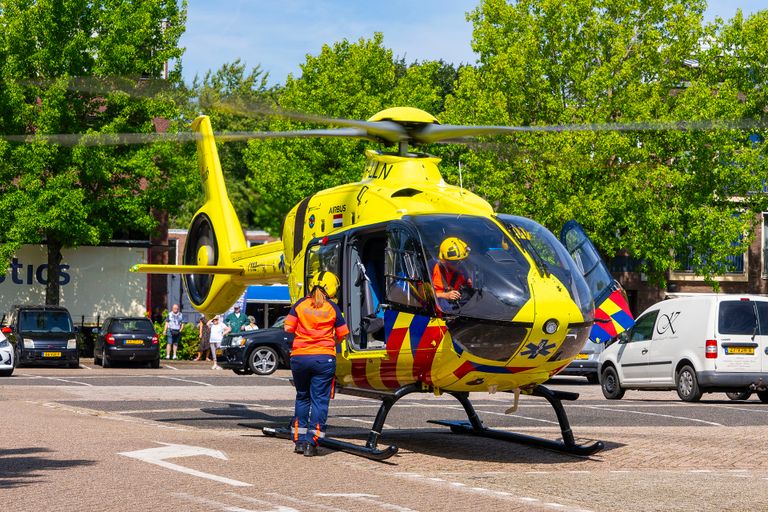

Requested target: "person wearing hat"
[
  {"left": 206, "top": 315, "right": 231, "bottom": 370},
  {"left": 224, "top": 304, "right": 248, "bottom": 334},
  {"left": 284, "top": 271, "right": 349, "bottom": 457},
  {"left": 432, "top": 237, "right": 473, "bottom": 311}
]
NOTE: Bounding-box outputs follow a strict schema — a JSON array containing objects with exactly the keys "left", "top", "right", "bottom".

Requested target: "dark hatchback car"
[
  {"left": 3, "top": 305, "right": 81, "bottom": 368},
  {"left": 220, "top": 317, "right": 293, "bottom": 376},
  {"left": 94, "top": 317, "right": 160, "bottom": 368}
]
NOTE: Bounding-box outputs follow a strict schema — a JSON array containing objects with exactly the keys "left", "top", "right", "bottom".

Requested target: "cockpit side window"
[{"left": 385, "top": 226, "right": 431, "bottom": 313}]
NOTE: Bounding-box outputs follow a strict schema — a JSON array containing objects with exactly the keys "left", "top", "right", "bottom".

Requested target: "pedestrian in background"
[
  {"left": 195, "top": 315, "right": 211, "bottom": 361},
  {"left": 243, "top": 315, "right": 259, "bottom": 331},
  {"left": 284, "top": 271, "right": 349, "bottom": 457},
  {"left": 164, "top": 304, "right": 184, "bottom": 360},
  {"left": 207, "top": 315, "right": 230, "bottom": 370},
  {"left": 224, "top": 304, "right": 247, "bottom": 334}
]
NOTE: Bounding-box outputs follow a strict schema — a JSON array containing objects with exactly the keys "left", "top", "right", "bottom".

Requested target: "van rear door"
[{"left": 716, "top": 299, "right": 761, "bottom": 373}]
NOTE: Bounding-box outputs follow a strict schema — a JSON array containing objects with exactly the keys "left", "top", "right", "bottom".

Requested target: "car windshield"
[
  {"left": 410, "top": 214, "right": 531, "bottom": 321},
  {"left": 110, "top": 319, "right": 155, "bottom": 335},
  {"left": 20, "top": 311, "right": 74, "bottom": 333},
  {"left": 271, "top": 317, "right": 285, "bottom": 328}
]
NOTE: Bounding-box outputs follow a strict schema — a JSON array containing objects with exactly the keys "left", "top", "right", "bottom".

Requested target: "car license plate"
[
  {"left": 575, "top": 353, "right": 589, "bottom": 360},
  {"left": 726, "top": 346, "right": 754, "bottom": 355},
  {"left": 43, "top": 351, "right": 62, "bottom": 358},
  {"left": 125, "top": 339, "right": 144, "bottom": 345}
]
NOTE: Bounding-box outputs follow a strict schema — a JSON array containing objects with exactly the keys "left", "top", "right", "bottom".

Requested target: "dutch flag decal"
[{"left": 333, "top": 213, "right": 343, "bottom": 228}]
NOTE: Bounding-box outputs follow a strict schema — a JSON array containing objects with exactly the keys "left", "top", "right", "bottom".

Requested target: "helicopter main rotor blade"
[
  {"left": 412, "top": 118, "right": 768, "bottom": 144},
  {"left": 0, "top": 127, "right": 377, "bottom": 147}
]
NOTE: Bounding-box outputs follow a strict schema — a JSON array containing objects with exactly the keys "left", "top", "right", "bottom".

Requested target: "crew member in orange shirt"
[
  {"left": 432, "top": 237, "right": 472, "bottom": 309},
  {"left": 284, "top": 271, "right": 349, "bottom": 457}
]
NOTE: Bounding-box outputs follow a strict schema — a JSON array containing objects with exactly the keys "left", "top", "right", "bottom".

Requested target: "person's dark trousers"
[{"left": 291, "top": 354, "right": 336, "bottom": 447}]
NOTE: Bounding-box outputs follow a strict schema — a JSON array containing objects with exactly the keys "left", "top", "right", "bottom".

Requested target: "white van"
[{"left": 598, "top": 294, "right": 768, "bottom": 402}]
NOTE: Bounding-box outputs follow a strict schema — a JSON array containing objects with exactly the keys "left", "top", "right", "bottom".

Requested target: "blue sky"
[{"left": 178, "top": 0, "right": 766, "bottom": 86}]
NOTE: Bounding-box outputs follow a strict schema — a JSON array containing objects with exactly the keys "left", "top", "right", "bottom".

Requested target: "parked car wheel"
[
  {"left": 232, "top": 368, "right": 253, "bottom": 376},
  {"left": 248, "top": 346, "right": 279, "bottom": 376},
  {"left": 676, "top": 365, "right": 702, "bottom": 402},
  {"left": 102, "top": 350, "right": 111, "bottom": 368},
  {"left": 757, "top": 390, "right": 768, "bottom": 403},
  {"left": 726, "top": 391, "right": 752, "bottom": 401},
  {"left": 601, "top": 366, "right": 625, "bottom": 400},
  {"left": 0, "top": 368, "right": 13, "bottom": 377},
  {"left": 150, "top": 358, "right": 161, "bottom": 369}
]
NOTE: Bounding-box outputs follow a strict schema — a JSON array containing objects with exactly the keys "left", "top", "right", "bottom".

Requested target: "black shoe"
[
  {"left": 294, "top": 442, "right": 306, "bottom": 454},
  {"left": 303, "top": 444, "right": 318, "bottom": 457}
]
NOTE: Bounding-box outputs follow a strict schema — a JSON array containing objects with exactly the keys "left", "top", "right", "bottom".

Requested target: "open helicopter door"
[{"left": 560, "top": 221, "right": 634, "bottom": 343}]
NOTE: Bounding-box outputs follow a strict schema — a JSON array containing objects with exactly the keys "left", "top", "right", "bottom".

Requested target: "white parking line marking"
[
  {"left": 120, "top": 442, "right": 252, "bottom": 487},
  {"left": 393, "top": 472, "right": 590, "bottom": 511},
  {"left": 315, "top": 493, "right": 416, "bottom": 512},
  {"left": 158, "top": 376, "right": 213, "bottom": 386},
  {"left": 258, "top": 492, "right": 351, "bottom": 512},
  {"left": 579, "top": 405, "right": 723, "bottom": 426},
  {"left": 173, "top": 492, "right": 291, "bottom": 512},
  {"left": 41, "top": 376, "right": 93, "bottom": 386},
  {"left": 79, "top": 363, "right": 92, "bottom": 370},
  {"left": 164, "top": 364, "right": 178, "bottom": 370}
]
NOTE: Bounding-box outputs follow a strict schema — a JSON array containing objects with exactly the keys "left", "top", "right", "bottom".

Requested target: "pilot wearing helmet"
[
  {"left": 284, "top": 271, "right": 349, "bottom": 457},
  {"left": 432, "top": 237, "right": 473, "bottom": 305}
]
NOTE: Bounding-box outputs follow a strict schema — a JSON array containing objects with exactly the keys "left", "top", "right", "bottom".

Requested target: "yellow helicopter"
[{"left": 132, "top": 106, "right": 634, "bottom": 460}]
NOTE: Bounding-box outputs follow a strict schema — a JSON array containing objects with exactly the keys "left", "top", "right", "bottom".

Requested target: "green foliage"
[
  {"left": 0, "top": 0, "right": 193, "bottom": 302},
  {"left": 242, "top": 33, "right": 458, "bottom": 234},
  {"left": 441, "top": 0, "right": 768, "bottom": 285},
  {"left": 153, "top": 319, "right": 200, "bottom": 361}
]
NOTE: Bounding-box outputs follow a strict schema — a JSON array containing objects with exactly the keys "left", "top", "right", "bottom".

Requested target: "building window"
[{"left": 168, "top": 239, "right": 178, "bottom": 265}]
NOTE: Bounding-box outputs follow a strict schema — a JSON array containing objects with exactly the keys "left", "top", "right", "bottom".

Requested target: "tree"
[
  {"left": 442, "top": 0, "right": 768, "bottom": 284},
  {"left": 173, "top": 60, "right": 276, "bottom": 229},
  {"left": 0, "top": 0, "right": 191, "bottom": 304},
  {"left": 242, "top": 33, "right": 458, "bottom": 234}
]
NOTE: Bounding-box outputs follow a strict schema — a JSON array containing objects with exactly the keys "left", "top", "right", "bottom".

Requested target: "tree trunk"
[{"left": 45, "top": 239, "right": 63, "bottom": 306}]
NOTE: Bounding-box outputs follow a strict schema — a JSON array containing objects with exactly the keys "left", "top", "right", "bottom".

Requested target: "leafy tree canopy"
[{"left": 0, "top": 0, "right": 191, "bottom": 304}]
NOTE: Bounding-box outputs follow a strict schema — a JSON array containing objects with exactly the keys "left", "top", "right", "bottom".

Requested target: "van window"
[
  {"left": 629, "top": 311, "right": 658, "bottom": 342},
  {"left": 719, "top": 301, "right": 757, "bottom": 335},
  {"left": 19, "top": 311, "right": 74, "bottom": 333},
  {"left": 757, "top": 302, "right": 768, "bottom": 335}
]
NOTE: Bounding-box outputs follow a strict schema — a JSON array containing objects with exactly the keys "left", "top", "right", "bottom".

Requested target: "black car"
[
  {"left": 3, "top": 305, "right": 81, "bottom": 368},
  {"left": 94, "top": 317, "right": 160, "bottom": 368},
  {"left": 220, "top": 318, "right": 293, "bottom": 376}
]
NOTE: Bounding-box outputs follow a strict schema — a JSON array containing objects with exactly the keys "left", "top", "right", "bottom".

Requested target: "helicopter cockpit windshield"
[{"left": 408, "top": 215, "right": 532, "bottom": 321}]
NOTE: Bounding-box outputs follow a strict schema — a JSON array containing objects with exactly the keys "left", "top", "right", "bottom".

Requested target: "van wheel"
[
  {"left": 757, "top": 391, "right": 768, "bottom": 403},
  {"left": 726, "top": 391, "right": 751, "bottom": 401},
  {"left": 676, "top": 365, "right": 702, "bottom": 402},
  {"left": 601, "top": 366, "right": 625, "bottom": 399}
]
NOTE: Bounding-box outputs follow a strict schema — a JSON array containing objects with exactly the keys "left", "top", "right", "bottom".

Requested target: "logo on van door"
[{"left": 656, "top": 312, "right": 680, "bottom": 335}]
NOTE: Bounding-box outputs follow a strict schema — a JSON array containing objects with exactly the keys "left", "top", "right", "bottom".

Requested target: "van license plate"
[
  {"left": 575, "top": 353, "right": 590, "bottom": 360},
  {"left": 125, "top": 339, "right": 144, "bottom": 345},
  {"left": 726, "top": 346, "right": 754, "bottom": 355},
  {"left": 43, "top": 351, "right": 62, "bottom": 358}
]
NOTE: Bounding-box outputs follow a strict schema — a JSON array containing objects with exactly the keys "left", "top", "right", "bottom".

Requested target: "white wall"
[{"left": 1, "top": 245, "right": 147, "bottom": 322}]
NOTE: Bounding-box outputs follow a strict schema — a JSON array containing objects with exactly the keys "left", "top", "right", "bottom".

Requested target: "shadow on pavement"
[{"left": 0, "top": 447, "right": 95, "bottom": 489}]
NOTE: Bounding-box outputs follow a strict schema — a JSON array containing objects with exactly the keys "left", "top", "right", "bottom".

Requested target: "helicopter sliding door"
[{"left": 346, "top": 228, "right": 388, "bottom": 350}]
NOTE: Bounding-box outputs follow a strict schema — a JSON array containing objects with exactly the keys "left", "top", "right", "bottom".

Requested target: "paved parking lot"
[{"left": 2, "top": 363, "right": 767, "bottom": 511}]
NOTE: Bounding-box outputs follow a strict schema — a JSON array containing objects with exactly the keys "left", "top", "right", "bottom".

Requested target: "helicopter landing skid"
[
  {"left": 261, "top": 426, "right": 398, "bottom": 461},
  {"left": 428, "top": 385, "right": 604, "bottom": 456}
]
